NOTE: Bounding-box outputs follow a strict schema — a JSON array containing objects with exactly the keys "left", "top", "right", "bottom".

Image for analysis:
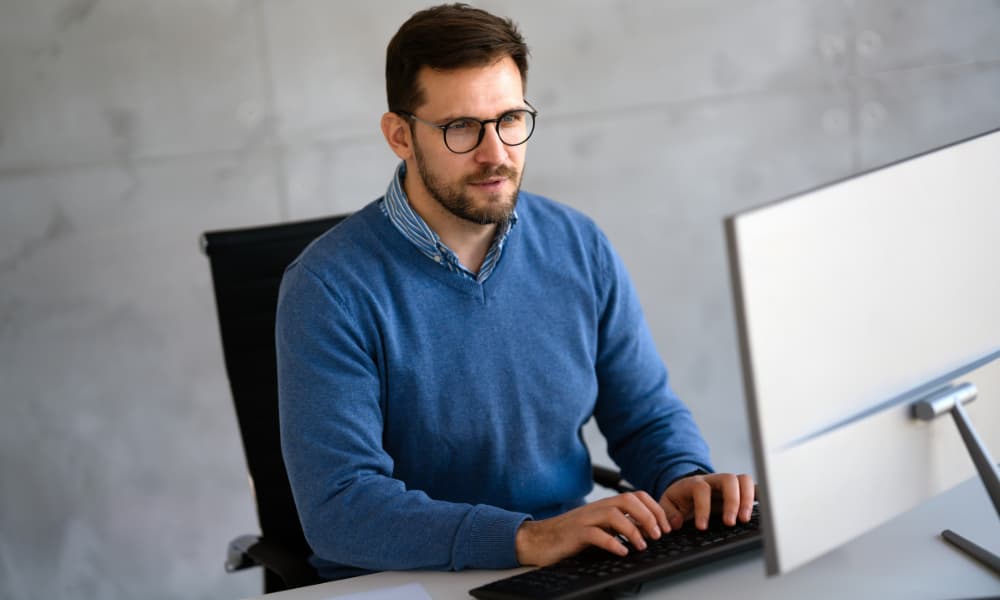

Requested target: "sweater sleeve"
[
  {"left": 276, "top": 262, "right": 528, "bottom": 573},
  {"left": 589, "top": 231, "right": 714, "bottom": 500}
]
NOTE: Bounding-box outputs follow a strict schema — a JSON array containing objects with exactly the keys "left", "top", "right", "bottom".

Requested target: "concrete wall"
[{"left": 1, "top": 1, "right": 997, "bottom": 598}]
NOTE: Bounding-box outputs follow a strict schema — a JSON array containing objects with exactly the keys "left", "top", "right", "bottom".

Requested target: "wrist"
[{"left": 515, "top": 519, "right": 539, "bottom": 566}]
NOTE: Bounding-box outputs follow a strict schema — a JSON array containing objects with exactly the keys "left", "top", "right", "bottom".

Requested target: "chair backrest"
[{"left": 201, "top": 214, "right": 348, "bottom": 562}]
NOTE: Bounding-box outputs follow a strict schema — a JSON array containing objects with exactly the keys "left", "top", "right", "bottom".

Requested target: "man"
[{"left": 276, "top": 3, "right": 754, "bottom": 581}]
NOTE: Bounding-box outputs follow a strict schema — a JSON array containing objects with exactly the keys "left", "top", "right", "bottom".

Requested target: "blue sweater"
[{"left": 276, "top": 193, "right": 712, "bottom": 580}]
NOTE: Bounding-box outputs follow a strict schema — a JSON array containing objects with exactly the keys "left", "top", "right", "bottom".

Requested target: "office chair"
[{"left": 201, "top": 213, "right": 634, "bottom": 594}]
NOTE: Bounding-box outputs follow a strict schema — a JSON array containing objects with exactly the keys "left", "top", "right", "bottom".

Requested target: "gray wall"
[{"left": 1, "top": 1, "right": 997, "bottom": 598}]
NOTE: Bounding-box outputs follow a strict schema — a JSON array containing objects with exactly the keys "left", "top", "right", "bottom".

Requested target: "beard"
[{"left": 412, "top": 140, "right": 522, "bottom": 226}]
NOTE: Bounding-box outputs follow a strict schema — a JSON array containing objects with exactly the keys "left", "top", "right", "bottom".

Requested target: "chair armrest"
[
  {"left": 592, "top": 464, "right": 635, "bottom": 493},
  {"left": 225, "top": 534, "right": 321, "bottom": 589},
  {"left": 226, "top": 534, "right": 262, "bottom": 572}
]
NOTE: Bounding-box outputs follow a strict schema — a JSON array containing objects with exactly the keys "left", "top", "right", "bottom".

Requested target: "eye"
[
  {"left": 446, "top": 118, "right": 476, "bottom": 131},
  {"left": 500, "top": 112, "right": 523, "bottom": 124}
]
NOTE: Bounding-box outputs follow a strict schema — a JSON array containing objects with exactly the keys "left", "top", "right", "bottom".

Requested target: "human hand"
[
  {"left": 659, "top": 472, "right": 755, "bottom": 531},
  {"left": 515, "top": 491, "right": 671, "bottom": 566}
]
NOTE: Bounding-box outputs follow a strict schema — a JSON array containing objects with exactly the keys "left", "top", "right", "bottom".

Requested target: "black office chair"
[{"left": 201, "top": 213, "right": 633, "bottom": 594}]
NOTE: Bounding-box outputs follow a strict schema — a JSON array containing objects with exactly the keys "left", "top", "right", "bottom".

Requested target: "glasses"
[{"left": 396, "top": 102, "right": 538, "bottom": 154}]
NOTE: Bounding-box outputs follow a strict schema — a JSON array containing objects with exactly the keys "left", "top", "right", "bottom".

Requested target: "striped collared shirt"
[{"left": 379, "top": 162, "right": 518, "bottom": 283}]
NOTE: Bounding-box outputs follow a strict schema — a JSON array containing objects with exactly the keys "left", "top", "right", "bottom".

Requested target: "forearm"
[
  {"left": 606, "top": 401, "right": 713, "bottom": 498},
  {"left": 591, "top": 233, "right": 713, "bottom": 497},
  {"left": 592, "top": 303, "right": 713, "bottom": 496},
  {"left": 290, "top": 469, "right": 528, "bottom": 571}
]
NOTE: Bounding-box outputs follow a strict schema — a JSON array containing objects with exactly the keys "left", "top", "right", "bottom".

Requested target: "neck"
[{"left": 403, "top": 171, "right": 497, "bottom": 275}]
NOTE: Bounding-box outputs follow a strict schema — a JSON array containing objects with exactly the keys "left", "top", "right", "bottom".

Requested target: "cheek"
[
  {"left": 510, "top": 146, "right": 528, "bottom": 168},
  {"left": 419, "top": 145, "right": 462, "bottom": 174}
]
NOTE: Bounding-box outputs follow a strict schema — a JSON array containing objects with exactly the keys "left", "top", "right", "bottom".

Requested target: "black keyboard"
[{"left": 469, "top": 505, "right": 762, "bottom": 600}]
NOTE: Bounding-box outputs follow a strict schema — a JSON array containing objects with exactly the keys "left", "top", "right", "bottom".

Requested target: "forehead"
[{"left": 415, "top": 56, "right": 525, "bottom": 118}]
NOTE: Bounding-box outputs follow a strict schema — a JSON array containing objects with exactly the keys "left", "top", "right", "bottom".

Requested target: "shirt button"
[{"left": 434, "top": 255, "right": 442, "bottom": 263}]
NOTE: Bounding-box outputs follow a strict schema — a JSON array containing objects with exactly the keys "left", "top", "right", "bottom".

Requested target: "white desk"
[{"left": 246, "top": 478, "right": 1000, "bottom": 600}]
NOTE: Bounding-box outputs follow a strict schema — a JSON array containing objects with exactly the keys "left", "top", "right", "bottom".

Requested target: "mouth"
[{"left": 468, "top": 177, "right": 507, "bottom": 192}]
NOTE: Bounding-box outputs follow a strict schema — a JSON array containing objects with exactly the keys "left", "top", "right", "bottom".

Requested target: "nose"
[{"left": 474, "top": 123, "right": 507, "bottom": 165}]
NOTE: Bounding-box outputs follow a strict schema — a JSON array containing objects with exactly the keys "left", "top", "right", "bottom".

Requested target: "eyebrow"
[{"left": 434, "top": 105, "right": 531, "bottom": 123}]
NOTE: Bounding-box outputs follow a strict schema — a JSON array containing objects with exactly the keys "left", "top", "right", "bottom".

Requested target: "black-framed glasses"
[{"left": 396, "top": 101, "right": 538, "bottom": 154}]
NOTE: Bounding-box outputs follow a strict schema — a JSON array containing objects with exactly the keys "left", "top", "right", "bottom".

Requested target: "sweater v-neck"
[{"left": 362, "top": 201, "right": 518, "bottom": 302}]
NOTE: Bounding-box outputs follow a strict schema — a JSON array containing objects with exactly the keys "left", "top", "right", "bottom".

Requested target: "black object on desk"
[{"left": 470, "top": 505, "right": 762, "bottom": 600}]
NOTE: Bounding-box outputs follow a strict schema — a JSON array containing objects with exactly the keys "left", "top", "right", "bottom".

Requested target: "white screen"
[{"left": 726, "top": 128, "right": 1000, "bottom": 574}]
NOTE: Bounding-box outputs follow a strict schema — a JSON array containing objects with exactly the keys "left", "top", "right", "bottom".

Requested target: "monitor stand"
[{"left": 913, "top": 382, "right": 1000, "bottom": 575}]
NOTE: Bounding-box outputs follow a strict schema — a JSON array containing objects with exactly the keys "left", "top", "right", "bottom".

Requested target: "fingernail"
[
  {"left": 638, "top": 540, "right": 647, "bottom": 551},
  {"left": 653, "top": 525, "right": 662, "bottom": 538}
]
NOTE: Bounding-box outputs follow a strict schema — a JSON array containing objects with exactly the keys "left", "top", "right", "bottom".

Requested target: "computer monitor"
[{"left": 724, "top": 127, "right": 1000, "bottom": 575}]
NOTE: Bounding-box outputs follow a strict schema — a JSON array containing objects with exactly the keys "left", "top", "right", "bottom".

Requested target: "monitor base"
[{"left": 941, "top": 529, "right": 1000, "bottom": 576}]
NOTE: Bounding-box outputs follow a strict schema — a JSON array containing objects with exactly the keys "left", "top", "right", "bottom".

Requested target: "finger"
[
  {"left": 659, "top": 494, "right": 685, "bottom": 531},
  {"left": 582, "top": 527, "right": 629, "bottom": 557},
  {"left": 691, "top": 478, "right": 712, "bottom": 530},
  {"left": 713, "top": 474, "right": 740, "bottom": 526},
  {"left": 605, "top": 506, "right": 648, "bottom": 551},
  {"left": 738, "top": 474, "right": 755, "bottom": 522},
  {"left": 619, "top": 492, "right": 663, "bottom": 539},
  {"left": 633, "top": 491, "right": 670, "bottom": 535}
]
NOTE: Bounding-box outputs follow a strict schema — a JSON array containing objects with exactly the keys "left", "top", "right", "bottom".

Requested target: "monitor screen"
[{"left": 724, "top": 127, "right": 1000, "bottom": 575}]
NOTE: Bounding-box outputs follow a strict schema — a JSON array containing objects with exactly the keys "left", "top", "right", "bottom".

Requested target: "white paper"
[{"left": 326, "top": 582, "right": 433, "bottom": 600}]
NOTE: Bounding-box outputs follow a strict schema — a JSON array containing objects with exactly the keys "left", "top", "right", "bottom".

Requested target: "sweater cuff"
[{"left": 454, "top": 504, "right": 531, "bottom": 570}]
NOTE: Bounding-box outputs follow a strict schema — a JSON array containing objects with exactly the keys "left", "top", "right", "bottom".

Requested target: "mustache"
[{"left": 464, "top": 166, "right": 519, "bottom": 184}]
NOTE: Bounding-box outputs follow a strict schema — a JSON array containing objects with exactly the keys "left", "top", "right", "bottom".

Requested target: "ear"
[{"left": 381, "top": 112, "right": 414, "bottom": 160}]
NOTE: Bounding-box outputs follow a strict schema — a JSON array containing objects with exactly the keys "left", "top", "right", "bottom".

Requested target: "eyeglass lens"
[{"left": 444, "top": 110, "right": 535, "bottom": 153}]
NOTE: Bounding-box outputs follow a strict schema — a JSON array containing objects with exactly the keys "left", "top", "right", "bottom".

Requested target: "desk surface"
[{"left": 246, "top": 478, "right": 1000, "bottom": 600}]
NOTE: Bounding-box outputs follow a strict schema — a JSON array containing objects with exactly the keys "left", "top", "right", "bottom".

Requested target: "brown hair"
[{"left": 385, "top": 3, "right": 529, "bottom": 113}]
